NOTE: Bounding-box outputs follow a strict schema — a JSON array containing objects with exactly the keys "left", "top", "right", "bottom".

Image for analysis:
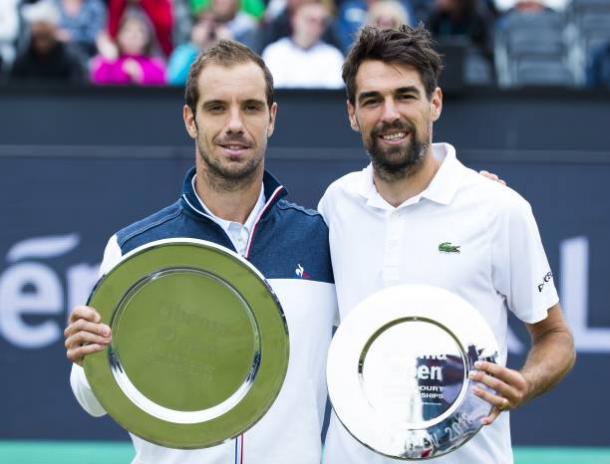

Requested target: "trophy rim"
[
  {"left": 327, "top": 284, "right": 499, "bottom": 460},
  {"left": 83, "top": 238, "right": 289, "bottom": 449}
]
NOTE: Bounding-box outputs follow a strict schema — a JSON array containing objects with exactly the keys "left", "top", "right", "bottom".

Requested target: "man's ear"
[
  {"left": 430, "top": 87, "right": 443, "bottom": 122},
  {"left": 183, "top": 104, "right": 198, "bottom": 139},
  {"left": 267, "top": 102, "right": 278, "bottom": 138},
  {"left": 347, "top": 100, "right": 360, "bottom": 132}
]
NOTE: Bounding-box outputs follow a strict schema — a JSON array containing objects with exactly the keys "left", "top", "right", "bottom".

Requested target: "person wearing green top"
[{"left": 190, "top": 0, "right": 265, "bottom": 19}]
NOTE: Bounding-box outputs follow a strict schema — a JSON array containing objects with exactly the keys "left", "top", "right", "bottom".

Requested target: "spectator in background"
[
  {"left": 191, "top": 0, "right": 266, "bottom": 21},
  {"left": 0, "top": 0, "right": 20, "bottom": 70},
  {"left": 172, "top": 0, "right": 196, "bottom": 46},
  {"left": 55, "top": 0, "right": 107, "bottom": 58},
  {"left": 334, "top": 0, "right": 415, "bottom": 53},
  {"left": 92, "top": 11, "right": 166, "bottom": 85},
  {"left": 167, "top": 13, "right": 228, "bottom": 84},
  {"left": 11, "top": 0, "right": 86, "bottom": 83},
  {"left": 588, "top": 41, "right": 610, "bottom": 88},
  {"left": 171, "top": 0, "right": 260, "bottom": 63},
  {"left": 107, "top": 0, "right": 174, "bottom": 56},
  {"left": 367, "top": 0, "right": 411, "bottom": 30},
  {"left": 262, "top": 0, "right": 343, "bottom": 88},
  {"left": 493, "top": 0, "right": 566, "bottom": 13},
  {"left": 427, "top": 0, "right": 494, "bottom": 63},
  {"left": 207, "top": 0, "right": 261, "bottom": 50},
  {"left": 262, "top": 0, "right": 342, "bottom": 52}
]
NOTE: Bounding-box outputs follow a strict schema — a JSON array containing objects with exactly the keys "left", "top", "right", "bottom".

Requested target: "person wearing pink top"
[
  {"left": 107, "top": 0, "right": 173, "bottom": 57},
  {"left": 91, "top": 11, "right": 166, "bottom": 85}
]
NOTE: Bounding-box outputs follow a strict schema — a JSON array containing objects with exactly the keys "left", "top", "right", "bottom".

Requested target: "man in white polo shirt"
[{"left": 319, "top": 25, "right": 576, "bottom": 464}]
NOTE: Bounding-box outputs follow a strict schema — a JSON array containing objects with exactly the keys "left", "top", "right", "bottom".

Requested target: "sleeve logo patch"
[{"left": 537, "top": 271, "right": 553, "bottom": 292}]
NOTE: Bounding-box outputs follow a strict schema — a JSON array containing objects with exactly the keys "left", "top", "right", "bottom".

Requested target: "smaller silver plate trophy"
[{"left": 327, "top": 284, "right": 499, "bottom": 460}]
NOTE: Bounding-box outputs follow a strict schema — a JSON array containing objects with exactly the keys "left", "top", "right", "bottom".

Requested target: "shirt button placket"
[
  {"left": 238, "top": 227, "right": 248, "bottom": 256},
  {"left": 383, "top": 210, "right": 402, "bottom": 283}
]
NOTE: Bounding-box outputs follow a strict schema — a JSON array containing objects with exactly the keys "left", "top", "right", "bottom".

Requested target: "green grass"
[{"left": 1, "top": 441, "right": 609, "bottom": 464}]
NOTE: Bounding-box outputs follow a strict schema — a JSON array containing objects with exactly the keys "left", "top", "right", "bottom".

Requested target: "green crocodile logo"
[{"left": 438, "top": 242, "right": 461, "bottom": 253}]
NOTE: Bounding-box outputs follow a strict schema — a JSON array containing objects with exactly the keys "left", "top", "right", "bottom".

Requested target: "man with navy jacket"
[{"left": 64, "top": 40, "right": 337, "bottom": 464}]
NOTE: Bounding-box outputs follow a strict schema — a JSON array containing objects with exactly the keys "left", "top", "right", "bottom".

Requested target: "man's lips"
[
  {"left": 377, "top": 130, "right": 410, "bottom": 145},
  {"left": 217, "top": 141, "right": 252, "bottom": 155}
]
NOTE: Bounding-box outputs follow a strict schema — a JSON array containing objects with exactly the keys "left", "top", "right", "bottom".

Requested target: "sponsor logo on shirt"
[
  {"left": 438, "top": 242, "right": 461, "bottom": 253},
  {"left": 537, "top": 271, "right": 553, "bottom": 292},
  {"left": 295, "top": 263, "right": 310, "bottom": 279}
]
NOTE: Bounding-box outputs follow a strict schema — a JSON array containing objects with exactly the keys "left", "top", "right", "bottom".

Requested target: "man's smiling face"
[{"left": 347, "top": 60, "right": 442, "bottom": 180}]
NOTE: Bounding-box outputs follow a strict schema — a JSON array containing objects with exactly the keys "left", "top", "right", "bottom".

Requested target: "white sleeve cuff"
[{"left": 70, "top": 363, "right": 107, "bottom": 417}]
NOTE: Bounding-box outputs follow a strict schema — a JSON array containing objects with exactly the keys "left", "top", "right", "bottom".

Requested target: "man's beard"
[
  {"left": 196, "top": 137, "right": 262, "bottom": 192},
  {"left": 366, "top": 120, "right": 428, "bottom": 182}
]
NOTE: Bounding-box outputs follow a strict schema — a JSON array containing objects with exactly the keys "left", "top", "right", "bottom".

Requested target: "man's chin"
[
  {"left": 212, "top": 160, "right": 260, "bottom": 181},
  {"left": 369, "top": 149, "right": 424, "bottom": 180},
  {"left": 371, "top": 151, "right": 413, "bottom": 170},
  {"left": 375, "top": 160, "right": 413, "bottom": 173}
]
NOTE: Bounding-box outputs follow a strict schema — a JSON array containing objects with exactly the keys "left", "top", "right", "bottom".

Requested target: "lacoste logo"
[
  {"left": 295, "top": 263, "right": 310, "bottom": 279},
  {"left": 438, "top": 242, "right": 461, "bottom": 253}
]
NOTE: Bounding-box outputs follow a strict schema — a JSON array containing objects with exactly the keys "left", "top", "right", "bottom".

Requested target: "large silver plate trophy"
[{"left": 84, "top": 238, "right": 289, "bottom": 449}]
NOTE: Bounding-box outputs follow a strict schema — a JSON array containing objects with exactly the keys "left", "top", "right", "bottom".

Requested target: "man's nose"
[
  {"left": 226, "top": 107, "right": 245, "bottom": 133},
  {"left": 381, "top": 98, "right": 400, "bottom": 123}
]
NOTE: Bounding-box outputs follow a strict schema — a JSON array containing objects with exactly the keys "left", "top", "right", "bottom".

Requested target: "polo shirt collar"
[
  {"left": 190, "top": 175, "right": 265, "bottom": 234},
  {"left": 358, "top": 142, "right": 461, "bottom": 210},
  {"left": 421, "top": 143, "right": 461, "bottom": 205},
  {"left": 181, "top": 166, "right": 287, "bottom": 220}
]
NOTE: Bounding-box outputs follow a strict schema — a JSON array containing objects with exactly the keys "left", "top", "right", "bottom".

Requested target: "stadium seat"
[
  {"left": 464, "top": 48, "right": 494, "bottom": 85},
  {"left": 568, "top": 0, "right": 610, "bottom": 17},
  {"left": 565, "top": 0, "right": 610, "bottom": 84},
  {"left": 495, "top": 10, "right": 573, "bottom": 87},
  {"left": 514, "top": 59, "right": 575, "bottom": 86}
]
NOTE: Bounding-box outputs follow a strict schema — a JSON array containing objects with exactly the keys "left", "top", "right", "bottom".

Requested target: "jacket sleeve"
[{"left": 69, "top": 235, "right": 123, "bottom": 417}]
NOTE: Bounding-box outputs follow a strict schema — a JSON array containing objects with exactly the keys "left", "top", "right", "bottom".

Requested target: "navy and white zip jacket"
[{"left": 70, "top": 167, "right": 338, "bottom": 464}]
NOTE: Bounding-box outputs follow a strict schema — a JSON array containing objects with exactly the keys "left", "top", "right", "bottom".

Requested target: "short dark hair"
[
  {"left": 342, "top": 24, "right": 443, "bottom": 104},
  {"left": 185, "top": 40, "right": 274, "bottom": 116}
]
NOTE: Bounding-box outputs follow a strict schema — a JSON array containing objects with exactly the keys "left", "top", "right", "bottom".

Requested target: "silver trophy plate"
[
  {"left": 84, "top": 238, "right": 289, "bottom": 449},
  {"left": 327, "top": 284, "right": 499, "bottom": 459}
]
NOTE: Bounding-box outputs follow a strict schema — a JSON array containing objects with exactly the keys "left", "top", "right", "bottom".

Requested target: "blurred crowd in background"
[{"left": 0, "top": 0, "right": 609, "bottom": 88}]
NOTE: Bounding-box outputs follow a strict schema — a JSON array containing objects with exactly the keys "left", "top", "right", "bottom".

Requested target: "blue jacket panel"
[{"left": 115, "top": 167, "right": 334, "bottom": 284}]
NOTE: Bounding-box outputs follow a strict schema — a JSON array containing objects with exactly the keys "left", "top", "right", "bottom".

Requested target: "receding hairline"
[
  {"left": 195, "top": 58, "right": 267, "bottom": 76},
  {"left": 192, "top": 60, "right": 271, "bottom": 104}
]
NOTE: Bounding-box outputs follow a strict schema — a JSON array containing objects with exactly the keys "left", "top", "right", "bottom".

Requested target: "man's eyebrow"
[
  {"left": 243, "top": 98, "right": 266, "bottom": 107},
  {"left": 201, "top": 99, "right": 225, "bottom": 109},
  {"left": 395, "top": 86, "right": 421, "bottom": 96},
  {"left": 357, "top": 86, "right": 421, "bottom": 103},
  {"left": 357, "top": 91, "right": 382, "bottom": 103}
]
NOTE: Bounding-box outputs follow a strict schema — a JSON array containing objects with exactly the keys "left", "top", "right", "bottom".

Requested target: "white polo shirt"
[
  {"left": 318, "top": 143, "right": 559, "bottom": 464},
  {"left": 262, "top": 38, "right": 345, "bottom": 89}
]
